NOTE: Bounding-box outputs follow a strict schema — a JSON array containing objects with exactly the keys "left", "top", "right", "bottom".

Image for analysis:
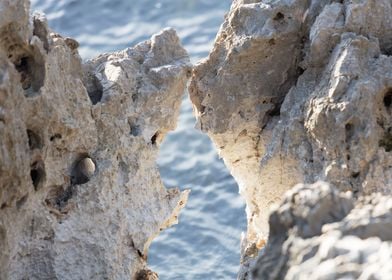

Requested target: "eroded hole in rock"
[
  {"left": 267, "top": 104, "right": 281, "bottom": 117},
  {"left": 12, "top": 51, "right": 45, "bottom": 95},
  {"left": 151, "top": 131, "right": 160, "bottom": 145},
  {"left": 15, "top": 57, "right": 30, "bottom": 89},
  {"left": 27, "top": 129, "right": 42, "bottom": 150},
  {"left": 49, "top": 133, "right": 62, "bottom": 142},
  {"left": 71, "top": 156, "right": 96, "bottom": 185},
  {"left": 379, "top": 131, "right": 392, "bottom": 152},
  {"left": 296, "top": 66, "right": 305, "bottom": 76},
  {"left": 384, "top": 89, "right": 392, "bottom": 109},
  {"left": 45, "top": 185, "right": 74, "bottom": 215},
  {"left": 0, "top": 23, "right": 46, "bottom": 96},
  {"left": 84, "top": 73, "right": 103, "bottom": 105},
  {"left": 351, "top": 172, "right": 360, "bottom": 179},
  {"left": 274, "top": 12, "right": 285, "bottom": 21},
  {"left": 345, "top": 123, "right": 355, "bottom": 142},
  {"left": 30, "top": 160, "right": 46, "bottom": 191}
]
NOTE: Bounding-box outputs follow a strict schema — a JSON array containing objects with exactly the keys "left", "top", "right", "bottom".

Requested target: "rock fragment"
[{"left": 250, "top": 182, "right": 392, "bottom": 280}]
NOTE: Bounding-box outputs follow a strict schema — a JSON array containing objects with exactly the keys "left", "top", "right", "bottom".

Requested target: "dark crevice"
[
  {"left": 0, "top": 23, "right": 46, "bottom": 96},
  {"left": 296, "top": 66, "right": 305, "bottom": 76},
  {"left": 199, "top": 105, "right": 206, "bottom": 114},
  {"left": 384, "top": 89, "right": 392, "bottom": 109},
  {"left": 16, "top": 52, "right": 45, "bottom": 95},
  {"left": 137, "top": 249, "right": 144, "bottom": 258},
  {"left": 45, "top": 185, "right": 75, "bottom": 215},
  {"left": 50, "top": 134, "right": 62, "bottom": 142},
  {"left": 274, "top": 12, "right": 285, "bottom": 21},
  {"left": 379, "top": 131, "right": 392, "bottom": 152},
  {"left": 30, "top": 160, "right": 46, "bottom": 191},
  {"left": 345, "top": 123, "right": 354, "bottom": 142},
  {"left": 27, "top": 129, "right": 42, "bottom": 150},
  {"left": 151, "top": 132, "right": 160, "bottom": 145},
  {"left": 15, "top": 57, "right": 30, "bottom": 89},
  {"left": 84, "top": 73, "right": 103, "bottom": 105},
  {"left": 351, "top": 172, "right": 360, "bottom": 179},
  {"left": 267, "top": 104, "right": 281, "bottom": 117},
  {"left": 381, "top": 45, "right": 392, "bottom": 56}
]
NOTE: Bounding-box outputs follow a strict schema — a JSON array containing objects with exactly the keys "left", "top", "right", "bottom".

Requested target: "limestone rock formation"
[
  {"left": 0, "top": 0, "right": 191, "bottom": 279},
  {"left": 250, "top": 182, "right": 392, "bottom": 280},
  {"left": 190, "top": 0, "right": 392, "bottom": 261}
]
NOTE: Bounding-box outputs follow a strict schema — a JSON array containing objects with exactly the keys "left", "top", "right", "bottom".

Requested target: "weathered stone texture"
[
  {"left": 250, "top": 182, "right": 392, "bottom": 280},
  {"left": 0, "top": 0, "right": 191, "bottom": 279},
  {"left": 190, "top": 0, "right": 392, "bottom": 260}
]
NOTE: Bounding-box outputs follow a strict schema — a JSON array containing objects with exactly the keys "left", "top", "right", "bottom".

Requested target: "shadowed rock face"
[
  {"left": 0, "top": 0, "right": 191, "bottom": 278},
  {"left": 190, "top": 0, "right": 392, "bottom": 265}
]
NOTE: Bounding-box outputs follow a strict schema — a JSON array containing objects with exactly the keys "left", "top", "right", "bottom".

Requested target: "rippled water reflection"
[{"left": 31, "top": 0, "right": 246, "bottom": 278}]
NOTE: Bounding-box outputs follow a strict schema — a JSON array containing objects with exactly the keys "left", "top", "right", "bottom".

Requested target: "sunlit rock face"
[
  {"left": 190, "top": 0, "right": 392, "bottom": 273},
  {"left": 0, "top": 0, "right": 191, "bottom": 278}
]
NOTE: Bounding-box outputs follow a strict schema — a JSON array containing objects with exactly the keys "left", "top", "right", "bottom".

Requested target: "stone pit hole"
[
  {"left": 0, "top": 23, "right": 45, "bottom": 96},
  {"left": 44, "top": 155, "right": 96, "bottom": 216},
  {"left": 379, "top": 89, "right": 392, "bottom": 152},
  {"left": 84, "top": 72, "right": 104, "bottom": 105},
  {"left": 27, "top": 129, "right": 43, "bottom": 150},
  {"left": 384, "top": 89, "right": 392, "bottom": 109},
  {"left": 30, "top": 160, "right": 46, "bottom": 191}
]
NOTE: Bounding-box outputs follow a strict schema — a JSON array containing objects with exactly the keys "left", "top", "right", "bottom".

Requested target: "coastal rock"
[
  {"left": 190, "top": 0, "right": 392, "bottom": 260},
  {"left": 0, "top": 0, "right": 191, "bottom": 279},
  {"left": 250, "top": 182, "right": 392, "bottom": 280}
]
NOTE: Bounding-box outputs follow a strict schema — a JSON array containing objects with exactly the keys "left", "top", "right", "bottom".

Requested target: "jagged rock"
[
  {"left": 190, "top": 0, "right": 392, "bottom": 258},
  {"left": 250, "top": 182, "right": 392, "bottom": 280},
  {"left": 0, "top": 0, "right": 191, "bottom": 279}
]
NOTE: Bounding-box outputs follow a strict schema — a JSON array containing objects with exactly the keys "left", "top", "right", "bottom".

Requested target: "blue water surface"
[{"left": 30, "top": 1, "right": 246, "bottom": 279}]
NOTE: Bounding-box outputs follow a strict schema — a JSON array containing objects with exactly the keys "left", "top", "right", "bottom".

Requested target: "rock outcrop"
[
  {"left": 0, "top": 0, "right": 191, "bottom": 279},
  {"left": 190, "top": 0, "right": 392, "bottom": 256},
  {"left": 251, "top": 182, "right": 392, "bottom": 280}
]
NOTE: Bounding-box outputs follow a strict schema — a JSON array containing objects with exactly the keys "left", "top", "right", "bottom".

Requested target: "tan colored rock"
[
  {"left": 0, "top": 0, "right": 191, "bottom": 279},
  {"left": 190, "top": 0, "right": 392, "bottom": 262}
]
